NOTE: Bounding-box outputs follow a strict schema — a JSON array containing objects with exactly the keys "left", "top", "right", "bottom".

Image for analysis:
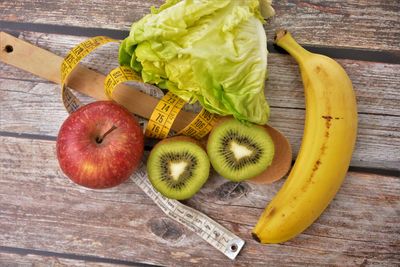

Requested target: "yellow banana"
[{"left": 252, "top": 30, "right": 358, "bottom": 243}]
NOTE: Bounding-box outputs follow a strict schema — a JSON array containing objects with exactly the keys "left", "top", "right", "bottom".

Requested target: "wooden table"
[{"left": 0, "top": 1, "right": 399, "bottom": 266}]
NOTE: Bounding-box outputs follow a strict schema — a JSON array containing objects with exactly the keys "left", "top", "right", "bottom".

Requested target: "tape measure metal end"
[{"left": 226, "top": 238, "right": 245, "bottom": 260}]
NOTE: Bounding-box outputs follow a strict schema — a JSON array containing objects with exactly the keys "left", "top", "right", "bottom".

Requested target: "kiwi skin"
[
  {"left": 206, "top": 118, "right": 275, "bottom": 182},
  {"left": 147, "top": 136, "right": 210, "bottom": 200},
  {"left": 158, "top": 136, "right": 202, "bottom": 146}
]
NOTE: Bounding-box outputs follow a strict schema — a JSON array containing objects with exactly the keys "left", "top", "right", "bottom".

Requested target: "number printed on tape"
[
  {"left": 131, "top": 162, "right": 244, "bottom": 260},
  {"left": 144, "top": 92, "right": 186, "bottom": 139}
]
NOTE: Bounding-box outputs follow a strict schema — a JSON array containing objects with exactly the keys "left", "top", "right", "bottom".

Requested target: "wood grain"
[
  {"left": 0, "top": 1, "right": 399, "bottom": 265},
  {"left": 1, "top": 32, "right": 399, "bottom": 170},
  {"left": 271, "top": 0, "right": 400, "bottom": 51},
  {"left": 1, "top": 0, "right": 399, "bottom": 51},
  {"left": 0, "top": 136, "right": 399, "bottom": 266},
  {"left": 1, "top": 32, "right": 399, "bottom": 117},
  {"left": 0, "top": 31, "right": 197, "bottom": 132},
  {"left": 0, "top": 250, "right": 135, "bottom": 267},
  {"left": 1, "top": 77, "right": 399, "bottom": 170}
]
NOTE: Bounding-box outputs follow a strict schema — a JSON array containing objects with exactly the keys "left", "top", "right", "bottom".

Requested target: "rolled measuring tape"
[
  {"left": 61, "top": 36, "right": 218, "bottom": 140},
  {"left": 104, "top": 66, "right": 218, "bottom": 139},
  {"left": 60, "top": 36, "right": 243, "bottom": 259}
]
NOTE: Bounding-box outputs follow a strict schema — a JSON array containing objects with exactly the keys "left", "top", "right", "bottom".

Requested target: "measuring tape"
[
  {"left": 59, "top": 36, "right": 244, "bottom": 259},
  {"left": 60, "top": 36, "right": 218, "bottom": 139},
  {"left": 60, "top": 36, "right": 116, "bottom": 113},
  {"left": 133, "top": 163, "right": 244, "bottom": 260},
  {"left": 145, "top": 91, "right": 186, "bottom": 139}
]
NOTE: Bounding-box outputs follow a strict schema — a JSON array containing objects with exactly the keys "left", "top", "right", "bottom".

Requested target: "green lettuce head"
[{"left": 119, "top": 0, "right": 274, "bottom": 124}]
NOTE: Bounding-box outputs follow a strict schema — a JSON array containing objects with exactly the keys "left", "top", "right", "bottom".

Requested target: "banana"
[{"left": 252, "top": 30, "right": 358, "bottom": 243}]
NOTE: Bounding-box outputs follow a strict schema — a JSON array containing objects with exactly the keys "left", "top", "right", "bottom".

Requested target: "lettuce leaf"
[{"left": 119, "top": 0, "right": 274, "bottom": 124}]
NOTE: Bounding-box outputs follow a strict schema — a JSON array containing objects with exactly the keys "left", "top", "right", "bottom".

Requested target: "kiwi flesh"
[
  {"left": 207, "top": 118, "right": 274, "bottom": 182},
  {"left": 147, "top": 136, "right": 210, "bottom": 200}
]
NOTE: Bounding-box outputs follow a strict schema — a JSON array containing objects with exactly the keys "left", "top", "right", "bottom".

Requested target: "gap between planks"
[
  {"left": 0, "top": 21, "right": 399, "bottom": 64},
  {"left": 0, "top": 136, "right": 399, "bottom": 266},
  {"left": 1, "top": 0, "right": 399, "bottom": 51},
  {"left": 0, "top": 246, "right": 158, "bottom": 267},
  {"left": 1, "top": 77, "right": 399, "bottom": 171},
  {"left": 0, "top": 130, "right": 398, "bottom": 177},
  {"left": 1, "top": 31, "right": 399, "bottom": 117},
  {"left": 0, "top": 32, "right": 399, "bottom": 170}
]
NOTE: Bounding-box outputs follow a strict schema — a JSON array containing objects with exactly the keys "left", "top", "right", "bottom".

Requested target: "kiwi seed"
[
  {"left": 147, "top": 136, "right": 210, "bottom": 200},
  {"left": 206, "top": 118, "right": 275, "bottom": 182}
]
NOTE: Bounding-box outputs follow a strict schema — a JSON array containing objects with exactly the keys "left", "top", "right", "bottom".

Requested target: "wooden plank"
[
  {"left": 0, "top": 250, "right": 133, "bottom": 267},
  {"left": 0, "top": 31, "right": 200, "bottom": 133},
  {"left": 0, "top": 0, "right": 399, "bottom": 51},
  {"left": 1, "top": 71, "right": 399, "bottom": 170},
  {"left": 0, "top": 136, "right": 399, "bottom": 266},
  {"left": 1, "top": 32, "right": 399, "bottom": 117},
  {"left": 271, "top": 0, "right": 400, "bottom": 51}
]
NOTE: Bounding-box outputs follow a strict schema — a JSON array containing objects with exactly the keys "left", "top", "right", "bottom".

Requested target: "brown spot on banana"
[
  {"left": 314, "top": 64, "right": 329, "bottom": 78},
  {"left": 312, "top": 160, "right": 321, "bottom": 172},
  {"left": 264, "top": 207, "right": 275, "bottom": 219},
  {"left": 303, "top": 116, "right": 333, "bottom": 188},
  {"left": 322, "top": 115, "right": 332, "bottom": 130},
  {"left": 252, "top": 232, "right": 261, "bottom": 243},
  {"left": 322, "top": 115, "right": 332, "bottom": 121},
  {"left": 322, "top": 115, "right": 332, "bottom": 138}
]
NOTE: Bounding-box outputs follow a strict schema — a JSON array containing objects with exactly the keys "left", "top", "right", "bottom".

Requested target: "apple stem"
[{"left": 96, "top": 125, "right": 117, "bottom": 144}]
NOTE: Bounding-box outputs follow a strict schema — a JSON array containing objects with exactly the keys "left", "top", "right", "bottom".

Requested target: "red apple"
[{"left": 56, "top": 101, "right": 144, "bottom": 189}]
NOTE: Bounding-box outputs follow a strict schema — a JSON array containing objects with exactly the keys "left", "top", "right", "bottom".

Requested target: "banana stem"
[{"left": 275, "top": 30, "right": 311, "bottom": 63}]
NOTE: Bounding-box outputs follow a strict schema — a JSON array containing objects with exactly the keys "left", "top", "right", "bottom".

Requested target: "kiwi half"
[
  {"left": 147, "top": 136, "right": 210, "bottom": 200},
  {"left": 207, "top": 118, "right": 274, "bottom": 182}
]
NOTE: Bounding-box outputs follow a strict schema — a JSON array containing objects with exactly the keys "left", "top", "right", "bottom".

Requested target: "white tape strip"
[{"left": 131, "top": 163, "right": 245, "bottom": 260}]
